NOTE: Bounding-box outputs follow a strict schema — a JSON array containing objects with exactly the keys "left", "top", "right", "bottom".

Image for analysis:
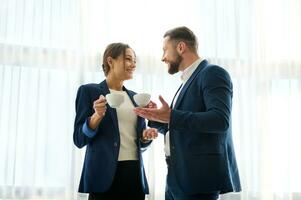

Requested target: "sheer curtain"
[{"left": 1, "top": 0, "right": 301, "bottom": 200}]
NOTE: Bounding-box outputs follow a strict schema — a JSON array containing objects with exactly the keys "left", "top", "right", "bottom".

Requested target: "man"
[{"left": 134, "top": 26, "right": 241, "bottom": 200}]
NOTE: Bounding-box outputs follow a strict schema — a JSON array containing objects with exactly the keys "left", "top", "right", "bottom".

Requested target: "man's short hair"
[{"left": 164, "top": 26, "right": 198, "bottom": 53}]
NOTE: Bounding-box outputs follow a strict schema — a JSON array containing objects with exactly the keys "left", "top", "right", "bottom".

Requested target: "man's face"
[{"left": 161, "top": 37, "right": 182, "bottom": 75}]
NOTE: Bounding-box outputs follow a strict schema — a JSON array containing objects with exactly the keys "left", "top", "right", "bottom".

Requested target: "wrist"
[
  {"left": 140, "top": 137, "right": 151, "bottom": 143},
  {"left": 91, "top": 112, "right": 103, "bottom": 121},
  {"left": 89, "top": 113, "right": 103, "bottom": 130}
]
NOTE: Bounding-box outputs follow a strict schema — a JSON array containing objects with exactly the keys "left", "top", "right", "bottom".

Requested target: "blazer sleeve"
[
  {"left": 73, "top": 85, "right": 95, "bottom": 148},
  {"left": 148, "top": 121, "right": 169, "bottom": 135},
  {"left": 169, "top": 66, "right": 232, "bottom": 133}
]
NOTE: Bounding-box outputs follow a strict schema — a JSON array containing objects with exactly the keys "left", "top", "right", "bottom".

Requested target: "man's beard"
[{"left": 168, "top": 53, "right": 182, "bottom": 75}]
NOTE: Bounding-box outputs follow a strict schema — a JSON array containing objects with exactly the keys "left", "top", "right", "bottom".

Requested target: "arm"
[
  {"left": 73, "top": 86, "right": 105, "bottom": 148},
  {"left": 148, "top": 121, "right": 168, "bottom": 135},
  {"left": 169, "top": 66, "right": 232, "bottom": 133}
]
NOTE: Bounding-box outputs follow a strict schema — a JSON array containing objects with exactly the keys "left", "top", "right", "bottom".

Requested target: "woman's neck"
[{"left": 106, "top": 77, "right": 123, "bottom": 91}]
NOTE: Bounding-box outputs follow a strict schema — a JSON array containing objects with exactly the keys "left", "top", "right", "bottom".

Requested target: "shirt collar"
[{"left": 180, "top": 58, "right": 204, "bottom": 82}]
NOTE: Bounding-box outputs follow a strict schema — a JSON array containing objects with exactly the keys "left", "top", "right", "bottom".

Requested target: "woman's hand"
[
  {"left": 89, "top": 95, "right": 107, "bottom": 130},
  {"left": 141, "top": 128, "right": 158, "bottom": 142},
  {"left": 93, "top": 95, "right": 107, "bottom": 117}
]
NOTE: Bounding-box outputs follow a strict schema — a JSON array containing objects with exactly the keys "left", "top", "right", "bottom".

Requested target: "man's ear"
[{"left": 177, "top": 41, "right": 186, "bottom": 54}]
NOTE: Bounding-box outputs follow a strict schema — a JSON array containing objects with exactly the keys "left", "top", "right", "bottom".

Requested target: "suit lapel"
[
  {"left": 99, "top": 80, "right": 119, "bottom": 131},
  {"left": 170, "top": 83, "right": 183, "bottom": 108},
  {"left": 124, "top": 88, "right": 144, "bottom": 138},
  {"left": 173, "top": 60, "right": 208, "bottom": 109},
  {"left": 100, "top": 81, "right": 143, "bottom": 138},
  {"left": 125, "top": 89, "right": 138, "bottom": 107}
]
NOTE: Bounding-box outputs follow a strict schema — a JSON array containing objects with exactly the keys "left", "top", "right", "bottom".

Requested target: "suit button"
[
  {"left": 114, "top": 142, "right": 118, "bottom": 147},
  {"left": 171, "top": 146, "right": 175, "bottom": 149}
]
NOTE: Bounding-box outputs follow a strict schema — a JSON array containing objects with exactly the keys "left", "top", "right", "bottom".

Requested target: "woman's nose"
[{"left": 131, "top": 62, "right": 136, "bottom": 68}]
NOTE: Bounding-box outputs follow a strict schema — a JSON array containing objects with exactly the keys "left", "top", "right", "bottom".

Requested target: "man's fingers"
[
  {"left": 159, "top": 95, "right": 169, "bottom": 107},
  {"left": 134, "top": 109, "right": 148, "bottom": 118},
  {"left": 134, "top": 108, "right": 159, "bottom": 121},
  {"left": 138, "top": 113, "right": 152, "bottom": 120},
  {"left": 134, "top": 108, "right": 150, "bottom": 116}
]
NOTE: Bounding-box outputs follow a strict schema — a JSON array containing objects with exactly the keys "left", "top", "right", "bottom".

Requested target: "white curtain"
[{"left": 1, "top": 0, "right": 301, "bottom": 200}]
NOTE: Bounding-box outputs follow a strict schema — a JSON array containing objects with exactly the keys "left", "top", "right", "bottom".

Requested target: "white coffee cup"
[
  {"left": 133, "top": 93, "right": 151, "bottom": 107},
  {"left": 106, "top": 93, "right": 124, "bottom": 108}
]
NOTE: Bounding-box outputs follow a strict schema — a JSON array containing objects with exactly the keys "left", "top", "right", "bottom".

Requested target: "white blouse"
[{"left": 109, "top": 89, "right": 138, "bottom": 161}]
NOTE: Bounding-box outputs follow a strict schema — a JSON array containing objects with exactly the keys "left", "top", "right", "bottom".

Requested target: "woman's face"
[{"left": 109, "top": 48, "right": 136, "bottom": 81}]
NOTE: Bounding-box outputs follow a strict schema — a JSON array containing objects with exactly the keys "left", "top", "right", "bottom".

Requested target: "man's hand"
[{"left": 134, "top": 95, "right": 171, "bottom": 123}]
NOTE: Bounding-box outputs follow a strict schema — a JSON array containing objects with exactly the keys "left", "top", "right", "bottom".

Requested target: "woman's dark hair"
[
  {"left": 163, "top": 26, "right": 198, "bottom": 53},
  {"left": 102, "top": 43, "right": 131, "bottom": 76}
]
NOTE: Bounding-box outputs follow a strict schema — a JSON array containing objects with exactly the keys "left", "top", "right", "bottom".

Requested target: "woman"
[{"left": 73, "top": 43, "right": 157, "bottom": 200}]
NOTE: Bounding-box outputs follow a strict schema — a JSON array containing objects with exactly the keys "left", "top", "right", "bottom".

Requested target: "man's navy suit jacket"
[
  {"left": 73, "top": 80, "right": 150, "bottom": 193},
  {"left": 150, "top": 59, "right": 241, "bottom": 194}
]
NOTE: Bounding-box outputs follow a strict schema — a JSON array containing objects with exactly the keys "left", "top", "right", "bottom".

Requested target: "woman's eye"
[{"left": 126, "top": 58, "right": 136, "bottom": 63}]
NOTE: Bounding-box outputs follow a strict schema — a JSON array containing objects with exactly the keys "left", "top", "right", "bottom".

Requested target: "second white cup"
[{"left": 133, "top": 93, "right": 151, "bottom": 107}]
